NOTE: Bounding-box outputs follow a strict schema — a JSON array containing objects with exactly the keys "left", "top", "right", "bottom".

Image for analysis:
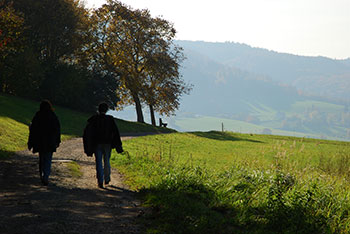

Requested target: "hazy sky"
[{"left": 85, "top": 0, "right": 350, "bottom": 59}]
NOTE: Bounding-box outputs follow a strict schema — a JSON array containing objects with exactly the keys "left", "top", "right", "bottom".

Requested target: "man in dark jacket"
[
  {"left": 83, "top": 103, "right": 123, "bottom": 188},
  {"left": 28, "top": 100, "right": 61, "bottom": 186}
]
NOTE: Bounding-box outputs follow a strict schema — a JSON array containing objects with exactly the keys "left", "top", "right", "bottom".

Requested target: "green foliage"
[
  {"left": 0, "top": 0, "right": 114, "bottom": 112},
  {"left": 111, "top": 131, "right": 350, "bottom": 233},
  {"left": 39, "top": 63, "right": 120, "bottom": 112},
  {"left": 1, "top": 0, "right": 187, "bottom": 122}
]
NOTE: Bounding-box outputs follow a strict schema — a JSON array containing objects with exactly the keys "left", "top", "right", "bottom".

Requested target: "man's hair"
[
  {"left": 98, "top": 102, "right": 108, "bottom": 114},
  {"left": 40, "top": 100, "right": 53, "bottom": 112}
]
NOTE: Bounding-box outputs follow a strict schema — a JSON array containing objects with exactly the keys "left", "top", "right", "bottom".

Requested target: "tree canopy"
[{"left": 1, "top": 0, "right": 191, "bottom": 122}]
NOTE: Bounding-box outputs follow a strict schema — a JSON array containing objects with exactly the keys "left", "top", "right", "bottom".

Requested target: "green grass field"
[
  {"left": 112, "top": 131, "right": 350, "bottom": 233},
  {"left": 2, "top": 93, "right": 350, "bottom": 233}
]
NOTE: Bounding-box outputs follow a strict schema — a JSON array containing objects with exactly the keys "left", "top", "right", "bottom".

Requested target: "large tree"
[{"left": 89, "top": 0, "right": 185, "bottom": 123}]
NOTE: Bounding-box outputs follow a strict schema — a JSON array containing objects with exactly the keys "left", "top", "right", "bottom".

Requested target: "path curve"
[{"left": 0, "top": 137, "right": 145, "bottom": 234}]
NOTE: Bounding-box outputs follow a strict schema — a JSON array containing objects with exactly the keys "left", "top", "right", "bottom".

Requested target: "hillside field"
[
  {"left": 113, "top": 132, "right": 350, "bottom": 233},
  {"left": 0, "top": 94, "right": 173, "bottom": 158}
]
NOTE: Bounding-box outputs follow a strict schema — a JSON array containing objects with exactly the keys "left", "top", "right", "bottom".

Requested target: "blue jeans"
[
  {"left": 39, "top": 152, "right": 53, "bottom": 183},
  {"left": 94, "top": 144, "right": 111, "bottom": 184}
]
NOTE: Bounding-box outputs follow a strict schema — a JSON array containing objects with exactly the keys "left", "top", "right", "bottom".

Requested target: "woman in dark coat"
[{"left": 28, "top": 100, "right": 61, "bottom": 185}]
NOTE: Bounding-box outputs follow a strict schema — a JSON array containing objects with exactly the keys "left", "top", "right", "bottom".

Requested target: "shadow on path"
[{"left": 0, "top": 152, "right": 143, "bottom": 234}]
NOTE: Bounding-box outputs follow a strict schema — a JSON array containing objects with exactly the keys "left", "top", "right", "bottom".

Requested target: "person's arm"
[
  {"left": 28, "top": 115, "right": 38, "bottom": 150},
  {"left": 111, "top": 117, "right": 123, "bottom": 153},
  {"left": 54, "top": 114, "right": 61, "bottom": 147}
]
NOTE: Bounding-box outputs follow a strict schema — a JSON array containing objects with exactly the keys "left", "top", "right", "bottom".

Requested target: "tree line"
[{"left": 0, "top": 0, "right": 191, "bottom": 125}]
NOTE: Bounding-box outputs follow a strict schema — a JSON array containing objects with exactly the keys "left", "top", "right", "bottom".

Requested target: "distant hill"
[
  {"left": 177, "top": 46, "right": 304, "bottom": 117},
  {"left": 163, "top": 40, "right": 350, "bottom": 140},
  {"left": 177, "top": 40, "right": 350, "bottom": 101}
]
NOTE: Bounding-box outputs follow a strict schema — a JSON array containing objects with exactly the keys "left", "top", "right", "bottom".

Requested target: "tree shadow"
[
  {"left": 0, "top": 153, "right": 143, "bottom": 234},
  {"left": 190, "top": 131, "right": 263, "bottom": 143},
  {"left": 0, "top": 149, "right": 14, "bottom": 159}
]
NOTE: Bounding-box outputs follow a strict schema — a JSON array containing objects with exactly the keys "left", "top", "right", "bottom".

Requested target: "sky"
[{"left": 84, "top": 0, "right": 350, "bottom": 59}]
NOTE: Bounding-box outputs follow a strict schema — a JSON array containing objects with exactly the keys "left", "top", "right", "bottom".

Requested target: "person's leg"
[
  {"left": 41, "top": 152, "right": 53, "bottom": 185},
  {"left": 39, "top": 153, "right": 44, "bottom": 182},
  {"left": 102, "top": 144, "right": 112, "bottom": 185},
  {"left": 95, "top": 145, "right": 104, "bottom": 187}
]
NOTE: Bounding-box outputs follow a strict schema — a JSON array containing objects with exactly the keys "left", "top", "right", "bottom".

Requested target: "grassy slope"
[
  {"left": 0, "top": 94, "right": 174, "bottom": 157},
  {"left": 112, "top": 131, "right": 350, "bottom": 233}
]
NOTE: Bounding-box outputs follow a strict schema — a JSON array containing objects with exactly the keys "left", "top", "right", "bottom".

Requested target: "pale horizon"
[{"left": 85, "top": 0, "right": 350, "bottom": 60}]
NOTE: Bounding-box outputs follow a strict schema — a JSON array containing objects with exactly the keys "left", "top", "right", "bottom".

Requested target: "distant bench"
[{"left": 159, "top": 118, "right": 167, "bottom": 128}]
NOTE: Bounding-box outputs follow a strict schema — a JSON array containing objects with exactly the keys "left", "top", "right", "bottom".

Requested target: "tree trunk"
[
  {"left": 132, "top": 93, "right": 144, "bottom": 123},
  {"left": 149, "top": 104, "right": 156, "bottom": 126}
]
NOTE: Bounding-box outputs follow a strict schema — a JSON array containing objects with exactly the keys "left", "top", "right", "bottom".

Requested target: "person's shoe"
[
  {"left": 42, "top": 179, "right": 49, "bottom": 186},
  {"left": 98, "top": 183, "right": 104, "bottom": 188},
  {"left": 105, "top": 180, "right": 110, "bottom": 185}
]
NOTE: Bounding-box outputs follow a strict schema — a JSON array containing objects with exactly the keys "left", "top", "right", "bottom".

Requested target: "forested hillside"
[
  {"left": 177, "top": 40, "right": 350, "bottom": 100},
  {"left": 169, "top": 40, "right": 350, "bottom": 140}
]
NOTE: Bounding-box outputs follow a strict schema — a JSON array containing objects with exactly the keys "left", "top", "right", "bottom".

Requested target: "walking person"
[
  {"left": 83, "top": 103, "right": 123, "bottom": 188},
  {"left": 28, "top": 100, "right": 61, "bottom": 186}
]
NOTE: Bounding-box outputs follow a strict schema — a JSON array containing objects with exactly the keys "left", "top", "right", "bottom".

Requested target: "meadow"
[
  {"left": 174, "top": 116, "right": 322, "bottom": 139},
  {"left": 112, "top": 131, "right": 350, "bottom": 233}
]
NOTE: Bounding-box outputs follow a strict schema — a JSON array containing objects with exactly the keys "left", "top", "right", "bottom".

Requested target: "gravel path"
[{"left": 0, "top": 137, "right": 145, "bottom": 234}]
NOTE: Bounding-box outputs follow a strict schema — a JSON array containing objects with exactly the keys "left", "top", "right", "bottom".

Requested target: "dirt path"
[{"left": 0, "top": 137, "right": 145, "bottom": 234}]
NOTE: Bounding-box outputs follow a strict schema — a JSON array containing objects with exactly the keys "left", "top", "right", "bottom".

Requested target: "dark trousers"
[
  {"left": 39, "top": 152, "right": 53, "bottom": 183},
  {"left": 95, "top": 144, "right": 111, "bottom": 184}
]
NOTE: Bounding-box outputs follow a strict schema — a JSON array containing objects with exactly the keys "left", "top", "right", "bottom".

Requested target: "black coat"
[
  {"left": 83, "top": 114, "right": 123, "bottom": 156},
  {"left": 28, "top": 110, "right": 61, "bottom": 153}
]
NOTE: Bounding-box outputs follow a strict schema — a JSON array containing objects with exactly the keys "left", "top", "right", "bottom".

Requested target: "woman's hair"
[
  {"left": 40, "top": 100, "right": 54, "bottom": 112},
  {"left": 98, "top": 102, "right": 108, "bottom": 114}
]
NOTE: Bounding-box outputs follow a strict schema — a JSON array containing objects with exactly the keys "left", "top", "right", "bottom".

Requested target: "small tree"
[{"left": 142, "top": 50, "right": 191, "bottom": 125}]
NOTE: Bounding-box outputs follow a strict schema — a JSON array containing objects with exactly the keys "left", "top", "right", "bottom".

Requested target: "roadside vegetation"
[{"left": 112, "top": 131, "right": 350, "bottom": 233}]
